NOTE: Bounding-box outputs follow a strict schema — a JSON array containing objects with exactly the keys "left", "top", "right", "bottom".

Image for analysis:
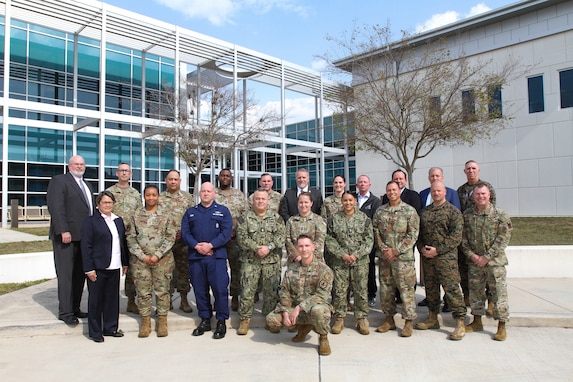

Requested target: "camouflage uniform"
[
  {"left": 457, "top": 180, "right": 496, "bottom": 213},
  {"left": 321, "top": 195, "right": 343, "bottom": 221},
  {"left": 462, "top": 204, "right": 512, "bottom": 322},
  {"left": 266, "top": 257, "right": 333, "bottom": 335},
  {"left": 125, "top": 205, "right": 178, "bottom": 316},
  {"left": 216, "top": 187, "right": 247, "bottom": 298},
  {"left": 106, "top": 184, "right": 142, "bottom": 300},
  {"left": 159, "top": 190, "right": 194, "bottom": 295},
  {"left": 236, "top": 209, "right": 285, "bottom": 318},
  {"left": 248, "top": 190, "right": 282, "bottom": 213},
  {"left": 457, "top": 180, "right": 496, "bottom": 301},
  {"left": 285, "top": 213, "right": 326, "bottom": 263},
  {"left": 417, "top": 202, "right": 466, "bottom": 320},
  {"left": 325, "top": 210, "right": 373, "bottom": 319},
  {"left": 372, "top": 201, "right": 419, "bottom": 320}
]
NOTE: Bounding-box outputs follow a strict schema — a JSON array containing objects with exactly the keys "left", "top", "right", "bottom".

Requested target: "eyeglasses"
[{"left": 117, "top": 169, "right": 131, "bottom": 173}]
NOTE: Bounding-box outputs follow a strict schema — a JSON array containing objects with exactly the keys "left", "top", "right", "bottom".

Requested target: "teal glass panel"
[
  {"left": 77, "top": 43, "right": 100, "bottom": 78},
  {"left": 8, "top": 125, "right": 26, "bottom": 161},
  {"left": 28, "top": 32, "right": 66, "bottom": 71},
  {"left": 160, "top": 142, "right": 174, "bottom": 169},
  {"left": 29, "top": 24, "right": 65, "bottom": 38},
  {"left": 26, "top": 128, "right": 65, "bottom": 163},
  {"left": 132, "top": 57, "right": 142, "bottom": 86},
  {"left": 0, "top": 21, "right": 5, "bottom": 56},
  {"left": 10, "top": 27, "right": 27, "bottom": 64},
  {"left": 104, "top": 135, "right": 135, "bottom": 166},
  {"left": 77, "top": 132, "right": 99, "bottom": 165},
  {"left": 145, "top": 60, "right": 159, "bottom": 90},
  {"left": 161, "top": 63, "right": 174, "bottom": 88},
  {"left": 145, "top": 141, "right": 160, "bottom": 168},
  {"left": 131, "top": 139, "right": 142, "bottom": 168},
  {"left": 106, "top": 50, "right": 132, "bottom": 82}
]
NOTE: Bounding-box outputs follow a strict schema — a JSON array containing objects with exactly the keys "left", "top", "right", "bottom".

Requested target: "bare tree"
[
  {"left": 148, "top": 74, "right": 279, "bottom": 195},
  {"left": 323, "top": 24, "right": 520, "bottom": 188}
]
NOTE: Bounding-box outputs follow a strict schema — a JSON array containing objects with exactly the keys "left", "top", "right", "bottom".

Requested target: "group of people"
[{"left": 46, "top": 157, "right": 511, "bottom": 355}]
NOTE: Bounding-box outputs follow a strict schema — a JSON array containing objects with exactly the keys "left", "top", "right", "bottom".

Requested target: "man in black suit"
[
  {"left": 279, "top": 168, "right": 323, "bottom": 223},
  {"left": 382, "top": 169, "right": 422, "bottom": 214},
  {"left": 355, "top": 175, "right": 382, "bottom": 306},
  {"left": 47, "top": 155, "right": 94, "bottom": 326}
]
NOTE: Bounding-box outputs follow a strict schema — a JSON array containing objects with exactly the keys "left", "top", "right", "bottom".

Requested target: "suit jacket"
[
  {"left": 382, "top": 188, "right": 422, "bottom": 215},
  {"left": 47, "top": 172, "right": 95, "bottom": 241},
  {"left": 81, "top": 214, "right": 129, "bottom": 272},
  {"left": 279, "top": 187, "right": 323, "bottom": 223},
  {"left": 357, "top": 193, "right": 382, "bottom": 219},
  {"left": 419, "top": 187, "right": 461, "bottom": 210}
]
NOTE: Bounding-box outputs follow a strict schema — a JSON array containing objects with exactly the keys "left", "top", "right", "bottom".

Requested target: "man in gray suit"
[{"left": 47, "top": 155, "right": 94, "bottom": 326}]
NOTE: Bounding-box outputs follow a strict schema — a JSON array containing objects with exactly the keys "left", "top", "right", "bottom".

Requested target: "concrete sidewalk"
[
  {"left": 0, "top": 227, "right": 49, "bottom": 243},
  {"left": 1, "top": 278, "right": 573, "bottom": 381}
]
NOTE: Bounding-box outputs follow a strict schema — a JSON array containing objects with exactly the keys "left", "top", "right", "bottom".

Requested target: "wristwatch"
[{"left": 268, "top": 244, "right": 273, "bottom": 250}]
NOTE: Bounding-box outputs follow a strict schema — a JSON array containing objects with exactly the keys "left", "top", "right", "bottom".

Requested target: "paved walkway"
[{"left": 1, "top": 228, "right": 573, "bottom": 380}]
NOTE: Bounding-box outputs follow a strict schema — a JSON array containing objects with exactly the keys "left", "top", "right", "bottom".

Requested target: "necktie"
[{"left": 80, "top": 180, "right": 92, "bottom": 215}]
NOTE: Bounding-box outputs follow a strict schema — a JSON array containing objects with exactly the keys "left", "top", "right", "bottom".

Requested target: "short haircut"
[
  {"left": 96, "top": 190, "right": 115, "bottom": 204},
  {"left": 392, "top": 169, "right": 407, "bottom": 179},
  {"left": 428, "top": 167, "right": 443, "bottom": 175}
]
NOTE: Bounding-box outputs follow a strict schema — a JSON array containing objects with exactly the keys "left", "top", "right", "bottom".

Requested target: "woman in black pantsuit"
[{"left": 81, "top": 191, "right": 129, "bottom": 342}]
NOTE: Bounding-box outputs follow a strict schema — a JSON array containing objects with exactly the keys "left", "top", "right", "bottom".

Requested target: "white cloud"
[
  {"left": 415, "top": 3, "right": 493, "bottom": 33},
  {"left": 467, "top": 3, "right": 492, "bottom": 17},
  {"left": 154, "top": 0, "right": 307, "bottom": 26},
  {"left": 415, "top": 10, "right": 459, "bottom": 33}
]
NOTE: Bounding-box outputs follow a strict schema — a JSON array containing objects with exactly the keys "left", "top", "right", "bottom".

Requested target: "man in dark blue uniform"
[{"left": 182, "top": 182, "right": 232, "bottom": 339}]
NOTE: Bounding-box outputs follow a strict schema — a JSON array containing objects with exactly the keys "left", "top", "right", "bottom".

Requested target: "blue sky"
[
  {"left": 99, "top": 0, "right": 518, "bottom": 122},
  {"left": 102, "top": 0, "right": 517, "bottom": 71}
]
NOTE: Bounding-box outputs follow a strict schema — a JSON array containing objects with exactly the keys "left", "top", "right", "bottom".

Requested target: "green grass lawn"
[
  {"left": 1, "top": 217, "right": 571, "bottom": 294},
  {"left": 0, "top": 279, "right": 51, "bottom": 296}
]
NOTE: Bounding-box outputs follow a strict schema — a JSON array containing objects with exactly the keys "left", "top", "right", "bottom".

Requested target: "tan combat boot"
[
  {"left": 179, "top": 292, "right": 193, "bottom": 313},
  {"left": 494, "top": 321, "right": 506, "bottom": 341},
  {"left": 449, "top": 319, "right": 466, "bottom": 341},
  {"left": 415, "top": 312, "right": 440, "bottom": 330},
  {"left": 486, "top": 301, "right": 495, "bottom": 317},
  {"left": 265, "top": 324, "right": 281, "bottom": 333},
  {"left": 126, "top": 297, "right": 139, "bottom": 314},
  {"left": 331, "top": 318, "right": 345, "bottom": 334},
  {"left": 319, "top": 334, "right": 331, "bottom": 356},
  {"left": 401, "top": 319, "right": 413, "bottom": 337},
  {"left": 465, "top": 315, "right": 483, "bottom": 332},
  {"left": 237, "top": 319, "right": 250, "bottom": 335},
  {"left": 356, "top": 318, "right": 370, "bottom": 335},
  {"left": 292, "top": 324, "right": 313, "bottom": 342},
  {"left": 376, "top": 316, "right": 396, "bottom": 333},
  {"left": 157, "top": 315, "right": 168, "bottom": 337},
  {"left": 138, "top": 316, "right": 151, "bottom": 338},
  {"left": 231, "top": 295, "right": 239, "bottom": 312}
]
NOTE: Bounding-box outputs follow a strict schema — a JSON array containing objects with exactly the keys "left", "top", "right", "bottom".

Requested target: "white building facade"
[{"left": 354, "top": 0, "right": 573, "bottom": 216}]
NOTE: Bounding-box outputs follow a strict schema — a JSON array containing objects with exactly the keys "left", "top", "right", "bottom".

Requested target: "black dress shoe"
[
  {"left": 192, "top": 319, "right": 211, "bottom": 336},
  {"left": 213, "top": 320, "right": 226, "bottom": 339},
  {"left": 103, "top": 330, "right": 124, "bottom": 337},
  {"left": 60, "top": 316, "right": 79, "bottom": 326},
  {"left": 74, "top": 310, "right": 88, "bottom": 318},
  {"left": 91, "top": 337, "right": 104, "bottom": 343}
]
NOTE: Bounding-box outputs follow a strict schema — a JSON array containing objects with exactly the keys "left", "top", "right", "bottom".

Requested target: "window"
[
  {"left": 429, "top": 96, "right": 441, "bottom": 128},
  {"left": 462, "top": 89, "right": 476, "bottom": 123},
  {"left": 488, "top": 85, "right": 502, "bottom": 118},
  {"left": 528, "top": 75, "right": 544, "bottom": 113},
  {"left": 560, "top": 69, "right": 573, "bottom": 108}
]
